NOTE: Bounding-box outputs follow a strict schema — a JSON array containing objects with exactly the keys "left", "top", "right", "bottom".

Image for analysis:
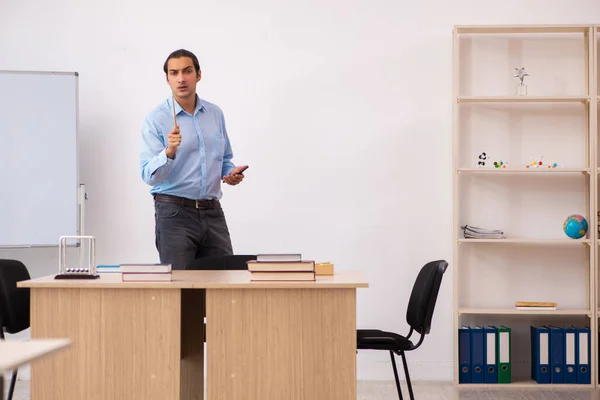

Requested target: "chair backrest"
[
  {"left": 185, "top": 255, "right": 257, "bottom": 270},
  {"left": 405, "top": 260, "right": 448, "bottom": 335},
  {"left": 0, "top": 259, "right": 31, "bottom": 334}
]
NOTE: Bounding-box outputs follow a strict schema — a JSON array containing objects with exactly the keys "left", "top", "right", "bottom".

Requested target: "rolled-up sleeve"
[
  {"left": 140, "top": 116, "right": 173, "bottom": 186},
  {"left": 220, "top": 112, "right": 235, "bottom": 177}
]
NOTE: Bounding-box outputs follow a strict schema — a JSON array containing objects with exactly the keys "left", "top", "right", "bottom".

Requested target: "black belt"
[{"left": 154, "top": 194, "right": 218, "bottom": 209}]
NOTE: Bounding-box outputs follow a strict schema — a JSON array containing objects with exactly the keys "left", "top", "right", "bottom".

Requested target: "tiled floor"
[{"left": 5, "top": 379, "right": 599, "bottom": 400}]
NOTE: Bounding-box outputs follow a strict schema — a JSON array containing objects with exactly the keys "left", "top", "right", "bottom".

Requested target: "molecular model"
[
  {"left": 476, "top": 152, "right": 509, "bottom": 168},
  {"left": 477, "top": 152, "right": 487, "bottom": 167},
  {"left": 525, "top": 156, "right": 559, "bottom": 169}
]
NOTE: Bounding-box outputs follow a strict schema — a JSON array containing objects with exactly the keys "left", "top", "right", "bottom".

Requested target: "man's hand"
[
  {"left": 223, "top": 165, "right": 248, "bottom": 186},
  {"left": 166, "top": 126, "right": 181, "bottom": 159}
]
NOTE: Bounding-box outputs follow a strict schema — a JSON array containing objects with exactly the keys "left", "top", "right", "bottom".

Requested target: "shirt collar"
[{"left": 170, "top": 94, "right": 204, "bottom": 116}]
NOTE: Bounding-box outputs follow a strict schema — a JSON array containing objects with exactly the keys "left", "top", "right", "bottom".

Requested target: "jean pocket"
[{"left": 156, "top": 203, "right": 181, "bottom": 219}]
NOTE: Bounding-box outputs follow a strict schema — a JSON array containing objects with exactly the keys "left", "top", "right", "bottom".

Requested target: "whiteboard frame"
[{"left": 0, "top": 70, "right": 84, "bottom": 248}]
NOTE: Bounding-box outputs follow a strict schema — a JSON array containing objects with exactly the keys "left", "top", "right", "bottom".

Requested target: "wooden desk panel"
[
  {"left": 29, "top": 288, "right": 205, "bottom": 400},
  {"left": 206, "top": 288, "right": 356, "bottom": 400}
]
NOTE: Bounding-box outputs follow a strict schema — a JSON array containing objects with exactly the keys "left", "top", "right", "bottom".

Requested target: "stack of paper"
[{"left": 461, "top": 225, "right": 504, "bottom": 239}]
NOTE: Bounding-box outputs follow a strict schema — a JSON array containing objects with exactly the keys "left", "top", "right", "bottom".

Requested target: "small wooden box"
[{"left": 315, "top": 262, "right": 334, "bottom": 276}]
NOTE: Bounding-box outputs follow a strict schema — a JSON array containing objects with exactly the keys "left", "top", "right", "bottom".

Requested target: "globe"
[{"left": 563, "top": 214, "right": 588, "bottom": 239}]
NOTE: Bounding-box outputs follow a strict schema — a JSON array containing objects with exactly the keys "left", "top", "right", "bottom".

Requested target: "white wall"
[{"left": 1, "top": 0, "right": 599, "bottom": 382}]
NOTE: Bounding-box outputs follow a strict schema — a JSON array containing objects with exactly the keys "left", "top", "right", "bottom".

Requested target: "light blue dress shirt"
[{"left": 140, "top": 95, "right": 236, "bottom": 200}]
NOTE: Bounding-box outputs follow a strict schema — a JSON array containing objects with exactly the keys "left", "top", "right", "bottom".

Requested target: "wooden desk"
[
  {"left": 18, "top": 270, "right": 368, "bottom": 400},
  {"left": 0, "top": 339, "right": 71, "bottom": 400}
]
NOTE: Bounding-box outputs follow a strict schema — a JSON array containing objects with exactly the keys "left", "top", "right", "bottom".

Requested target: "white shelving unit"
[{"left": 453, "top": 24, "right": 598, "bottom": 388}]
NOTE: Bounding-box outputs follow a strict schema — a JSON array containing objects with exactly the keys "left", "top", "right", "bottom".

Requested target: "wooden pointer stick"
[{"left": 172, "top": 97, "right": 178, "bottom": 129}]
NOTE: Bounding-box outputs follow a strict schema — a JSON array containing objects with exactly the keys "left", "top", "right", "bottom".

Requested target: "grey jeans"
[{"left": 154, "top": 200, "right": 233, "bottom": 270}]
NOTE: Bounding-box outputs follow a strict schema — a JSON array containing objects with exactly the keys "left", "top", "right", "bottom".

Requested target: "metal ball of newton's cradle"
[{"left": 66, "top": 268, "right": 90, "bottom": 274}]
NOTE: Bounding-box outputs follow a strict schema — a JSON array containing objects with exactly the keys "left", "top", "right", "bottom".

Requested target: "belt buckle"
[{"left": 195, "top": 200, "right": 200, "bottom": 209}]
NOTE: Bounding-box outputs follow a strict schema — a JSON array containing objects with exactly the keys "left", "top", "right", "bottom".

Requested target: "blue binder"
[
  {"left": 531, "top": 326, "right": 551, "bottom": 384},
  {"left": 547, "top": 326, "right": 564, "bottom": 384},
  {"left": 484, "top": 326, "right": 498, "bottom": 383},
  {"left": 576, "top": 327, "right": 590, "bottom": 384},
  {"left": 458, "top": 326, "right": 471, "bottom": 383},
  {"left": 530, "top": 325, "right": 536, "bottom": 381},
  {"left": 470, "top": 326, "right": 484, "bottom": 383},
  {"left": 563, "top": 326, "right": 577, "bottom": 384}
]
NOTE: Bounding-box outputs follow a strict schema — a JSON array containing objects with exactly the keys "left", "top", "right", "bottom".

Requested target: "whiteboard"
[{"left": 0, "top": 71, "right": 79, "bottom": 247}]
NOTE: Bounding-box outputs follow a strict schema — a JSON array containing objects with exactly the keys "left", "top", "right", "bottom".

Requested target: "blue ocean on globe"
[{"left": 563, "top": 214, "right": 588, "bottom": 239}]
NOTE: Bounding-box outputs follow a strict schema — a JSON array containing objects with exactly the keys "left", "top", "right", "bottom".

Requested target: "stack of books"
[
  {"left": 120, "top": 263, "right": 172, "bottom": 282},
  {"left": 247, "top": 254, "right": 315, "bottom": 281},
  {"left": 461, "top": 225, "right": 504, "bottom": 239}
]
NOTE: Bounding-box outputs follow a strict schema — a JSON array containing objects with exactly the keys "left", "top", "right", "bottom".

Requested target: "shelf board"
[
  {"left": 456, "top": 96, "right": 589, "bottom": 103},
  {"left": 457, "top": 168, "right": 589, "bottom": 174},
  {"left": 454, "top": 25, "right": 590, "bottom": 34},
  {"left": 458, "top": 308, "right": 590, "bottom": 316},
  {"left": 458, "top": 238, "right": 590, "bottom": 245},
  {"left": 457, "top": 378, "right": 592, "bottom": 388}
]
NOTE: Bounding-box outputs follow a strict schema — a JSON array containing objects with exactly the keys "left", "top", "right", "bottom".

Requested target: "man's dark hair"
[{"left": 163, "top": 49, "right": 201, "bottom": 74}]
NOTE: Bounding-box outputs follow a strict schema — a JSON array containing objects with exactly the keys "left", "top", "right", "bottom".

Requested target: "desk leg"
[
  {"left": 29, "top": 288, "right": 192, "bottom": 400},
  {"left": 206, "top": 288, "right": 356, "bottom": 400}
]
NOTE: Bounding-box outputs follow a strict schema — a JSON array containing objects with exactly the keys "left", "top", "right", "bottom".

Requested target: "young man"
[{"left": 140, "top": 49, "right": 247, "bottom": 270}]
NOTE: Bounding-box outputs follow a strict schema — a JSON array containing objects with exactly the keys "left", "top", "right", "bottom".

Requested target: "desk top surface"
[
  {"left": 0, "top": 339, "right": 71, "bottom": 372},
  {"left": 17, "top": 270, "right": 368, "bottom": 289}
]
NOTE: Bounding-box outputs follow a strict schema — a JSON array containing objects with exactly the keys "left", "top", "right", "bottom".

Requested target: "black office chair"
[
  {"left": 357, "top": 260, "right": 448, "bottom": 400},
  {"left": 185, "top": 254, "right": 257, "bottom": 270},
  {"left": 0, "top": 259, "right": 31, "bottom": 400}
]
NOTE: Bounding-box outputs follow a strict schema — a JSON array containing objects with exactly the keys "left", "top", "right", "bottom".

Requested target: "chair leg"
[
  {"left": 1, "top": 328, "right": 17, "bottom": 400},
  {"left": 7, "top": 369, "right": 17, "bottom": 400},
  {"left": 400, "top": 351, "right": 414, "bottom": 400},
  {"left": 389, "top": 351, "right": 403, "bottom": 400}
]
